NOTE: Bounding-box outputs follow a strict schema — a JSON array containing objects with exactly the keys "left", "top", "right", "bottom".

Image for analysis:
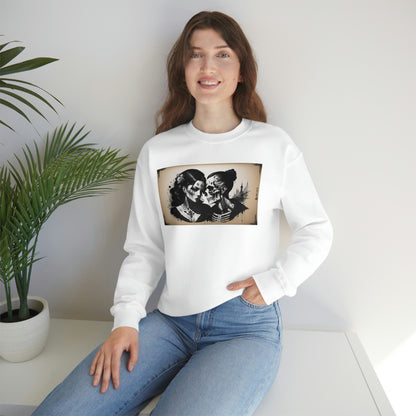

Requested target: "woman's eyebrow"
[{"left": 191, "top": 45, "right": 230, "bottom": 50}]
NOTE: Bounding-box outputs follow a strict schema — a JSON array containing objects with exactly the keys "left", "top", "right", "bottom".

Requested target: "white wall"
[{"left": 1, "top": 1, "right": 415, "bottom": 414}]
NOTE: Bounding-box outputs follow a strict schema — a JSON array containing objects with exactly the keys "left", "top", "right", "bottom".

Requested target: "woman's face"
[
  {"left": 185, "top": 28, "right": 241, "bottom": 108},
  {"left": 183, "top": 180, "right": 205, "bottom": 203}
]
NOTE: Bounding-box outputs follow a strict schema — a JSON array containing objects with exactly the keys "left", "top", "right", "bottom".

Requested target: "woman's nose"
[{"left": 200, "top": 56, "right": 216, "bottom": 72}]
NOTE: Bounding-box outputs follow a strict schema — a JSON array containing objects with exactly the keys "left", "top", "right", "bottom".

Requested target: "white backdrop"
[{"left": 1, "top": 1, "right": 415, "bottom": 414}]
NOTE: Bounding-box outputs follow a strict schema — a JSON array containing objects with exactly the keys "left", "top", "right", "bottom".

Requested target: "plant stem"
[
  {"left": 18, "top": 290, "right": 30, "bottom": 321},
  {"left": 26, "top": 233, "right": 39, "bottom": 292},
  {"left": 14, "top": 270, "right": 29, "bottom": 319},
  {"left": 4, "top": 280, "right": 13, "bottom": 320}
]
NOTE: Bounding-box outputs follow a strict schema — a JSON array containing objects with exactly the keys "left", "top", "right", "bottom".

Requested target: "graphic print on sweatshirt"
[{"left": 157, "top": 163, "right": 262, "bottom": 225}]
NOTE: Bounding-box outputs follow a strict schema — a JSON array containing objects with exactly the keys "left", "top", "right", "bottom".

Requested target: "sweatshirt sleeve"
[
  {"left": 110, "top": 144, "right": 165, "bottom": 331},
  {"left": 252, "top": 152, "right": 333, "bottom": 304}
]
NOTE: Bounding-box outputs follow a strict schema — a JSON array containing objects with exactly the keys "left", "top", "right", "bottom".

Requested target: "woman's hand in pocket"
[{"left": 227, "top": 277, "right": 267, "bottom": 305}]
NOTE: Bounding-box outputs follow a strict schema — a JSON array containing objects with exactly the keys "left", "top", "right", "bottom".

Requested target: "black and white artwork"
[{"left": 157, "top": 163, "right": 262, "bottom": 225}]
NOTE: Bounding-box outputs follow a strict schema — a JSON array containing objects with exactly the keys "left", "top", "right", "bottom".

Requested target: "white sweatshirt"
[{"left": 110, "top": 119, "right": 333, "bottom": 331}]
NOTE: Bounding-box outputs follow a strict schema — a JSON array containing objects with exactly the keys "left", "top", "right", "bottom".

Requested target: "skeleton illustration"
[
  {"left": 202, "top": 170, "right": 248, "bottom": 222},
  {"left": 203, "top": 174, "right": 227, "bottom": 206}
]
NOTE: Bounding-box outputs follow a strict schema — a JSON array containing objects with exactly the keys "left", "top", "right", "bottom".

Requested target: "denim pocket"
[
  {"left": 238, "top": 295, "right": 274, "bottom": 309},
  {"left": 235, "top": 296, "right": 282, "bottom": 345}
]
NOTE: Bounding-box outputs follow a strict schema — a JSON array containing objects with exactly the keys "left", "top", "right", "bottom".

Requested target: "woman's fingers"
[
  {"left": 243, "top": 284, "right": 266, "bottom": 305},
  {"left": 89, "top": 351, "right": 98, "bottom": 376},
  {"left": 101, "top": 351, "right": 113, "bottom": 393},
  {"left": 227, "top": 277, "right": 267, "bottom": 305},
  {"left": 90, "top": 346, "right": 120, "bottom": 393},
  {"left": 92, "top": 350, "right": 104, "bottom": 387},
  {"left": 227, "top": 276, "right": 255, "bottom": 291},
  {"left": 240, "top": 279, "right": 267, "bottom": 305},
  {"left": 128, "top": 340, "right": 139, "bottom": 372},
  {"left": 89, "top": 327, "right": 139, "bottom": 393},
  {"left": 111, "top": 347, "right": 123, "bottom": 390}
]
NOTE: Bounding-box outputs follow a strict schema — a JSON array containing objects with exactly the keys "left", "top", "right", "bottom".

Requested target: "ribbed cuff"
[
  {"left": 111, "top": 309, "right": 143, "bottom": 332},
  {"left": 252, "top": 264, "right": 295, "bottom": 304}
]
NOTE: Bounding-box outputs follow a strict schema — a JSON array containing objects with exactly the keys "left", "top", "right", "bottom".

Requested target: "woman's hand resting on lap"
[{"left": 90, "top": 326, "right": 139, "bottom": 393}]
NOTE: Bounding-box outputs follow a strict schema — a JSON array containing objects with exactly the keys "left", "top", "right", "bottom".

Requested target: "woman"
[
  {"left": 33, "top": 10, "right": 333, "bottom": 416},
  {"left": 169, "top": 168, "right": 211, "bottom": 222}
]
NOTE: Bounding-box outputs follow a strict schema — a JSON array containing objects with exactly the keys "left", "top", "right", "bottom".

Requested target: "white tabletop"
[{"left": 0, "top": 319, "right": 395, "bottom": 416}]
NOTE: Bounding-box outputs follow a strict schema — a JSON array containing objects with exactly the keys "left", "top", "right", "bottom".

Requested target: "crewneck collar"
[{"left": 185, "top": 118, "right": 252, "bottom": 143}]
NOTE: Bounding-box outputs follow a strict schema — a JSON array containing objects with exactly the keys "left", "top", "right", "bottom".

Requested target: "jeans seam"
[
  {"left": 156, "top": 309, "right": 198, "bottom": 352},
  {"left": 273, "top": 302, "right": 283, "bottom": 342},
  {"left": 242, "top": 345, "right": 282, "bottom": 416},
  {"left": 114, "top": 358, "right": 189, "bottom": 416}
]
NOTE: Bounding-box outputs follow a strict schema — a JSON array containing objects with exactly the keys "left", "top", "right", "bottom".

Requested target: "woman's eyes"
[{"left": 190, "top": 52, "right": 230, "bottom": 58}]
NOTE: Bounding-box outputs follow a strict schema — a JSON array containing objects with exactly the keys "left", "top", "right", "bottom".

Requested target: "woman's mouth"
[{"left": 198, "top": 79, "right": 221, "bottom": 89}]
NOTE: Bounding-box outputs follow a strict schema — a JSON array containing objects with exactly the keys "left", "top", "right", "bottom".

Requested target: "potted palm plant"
[{"left": 0, "top": 39, "right": 135, "bottom": 362}]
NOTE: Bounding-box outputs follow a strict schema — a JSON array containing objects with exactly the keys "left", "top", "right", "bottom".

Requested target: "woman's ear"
[{"left": 238, "top": 74, "right": 243, "bottom": 83}]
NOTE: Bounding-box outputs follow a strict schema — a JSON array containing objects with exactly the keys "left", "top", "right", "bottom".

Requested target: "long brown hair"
[{"left": 155, "top": 11, "right": 267, "bottom": 134}]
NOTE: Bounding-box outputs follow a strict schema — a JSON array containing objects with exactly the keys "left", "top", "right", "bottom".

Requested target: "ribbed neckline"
[{"left": 185, "top": 118, "right": 252, "bottom": 143}]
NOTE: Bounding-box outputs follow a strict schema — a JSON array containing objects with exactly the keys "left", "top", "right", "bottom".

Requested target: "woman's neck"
[{"left": 192, "top": 102, "right": 241, "bottom": 134}]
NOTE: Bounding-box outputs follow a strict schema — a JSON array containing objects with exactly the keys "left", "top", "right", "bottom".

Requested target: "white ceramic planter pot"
[{"left": 0, "top": 296, "right": 50, "bottom": 362}]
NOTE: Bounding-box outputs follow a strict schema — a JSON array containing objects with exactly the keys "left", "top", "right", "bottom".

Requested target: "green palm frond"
[
  {"left": 0, "top": 37, "right": 62, "bottom": 131},
  {"left": 8, "top": 122, "right": 134, "bottom": 234},
  {"left": 0, "top": 45, "right": 25, "bottom": 67},
  {"left": 0, "top": 123, "right": 135, "bottom": 320}
]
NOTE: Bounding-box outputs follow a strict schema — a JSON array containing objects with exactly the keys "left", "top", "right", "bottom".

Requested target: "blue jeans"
[{"left": 32, "top": 296, "right": 283, "bottom": 416}]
